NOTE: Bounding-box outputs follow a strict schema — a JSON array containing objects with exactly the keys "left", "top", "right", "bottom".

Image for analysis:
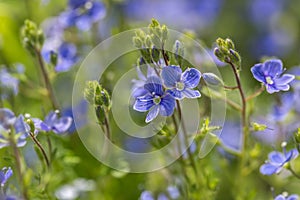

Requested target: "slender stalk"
[
  {"left": 29, "top": 131, "right": 50, "bottom": 168},
  {"left": 104, "top": 111, "right": 111, "bottom": 140},
  {"left": 34, "top": 48, "right": 59, "bottom": 110},
  {"left": 246, "top": 85, "right": 265, "bottom": 101},
  {"left": 9, "top": 130, "right": 29, "bottom": 200},
  {"left": 223, "top": 85, "right": 239, "bottom": 90},
  {"left": 176, "top": 100, "right": 199, "bottom": 177},
  {"left": 46, "top": 135, "right": 53, "bottom": 164},
  {"left": 288, "top": 167, "right": 300, "bottom": 179}
]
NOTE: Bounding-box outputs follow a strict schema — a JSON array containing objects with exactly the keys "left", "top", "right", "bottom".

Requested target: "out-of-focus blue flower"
[
  {"left": 0, "top": 167, "right": 13, "bottom": 187},
  {"left": 0, "top": 69, "right": 19, "bottom": 99},
  {"left": 132, "top": 65, "right": 156, "bottom": 98},
  {"left": 251, "top": 29, "right": 295, "bottom": 58},
  {"left": 32, "top": 111, "right": 72, "bottom": 134},
  {"left": 60, "top": 0, "right": 106, "bottom": 31},
  {"left": 251, "top": 59, "right": 295, "bottom": 94},
  {"left": 219, "top": 121, "right": 242, "bottom": 153},
  {"left": 140, "top": 191, "right": 154, "bottom": 200},
  {"left": 133, "top": 76, "right": 176, "bottom": 123},
  {"left": 260, "top": 148, "right": 298, "bottom": 175},
  {"left": 275, "top": 194, "right": 299, "bottom": 200},
  {"left": 161, "top": 66, "right": 201, "bottom": 100},
  {"left": 249, "top": 0, "right": 284, "bottom": 26},
  {"left": 62, "top": 100, "right": 88, "bottom": 133},
  {"left": 42, "top": 41, "right": 78, "bottom": 72},
  {"left": 0, "top": 109, "right": 29, "bottom": 148},
  {"left": 123, "top": 0, "right": 223, "bottom": 30},
  {"left": 271, "top": 92, "right": 295, "bottom": 121},
  {"left": 167, "top": 186, "right": 180, "bottom": 199},
  {"left": 157, "top": 194, "right": 169, "bottom": 200}
]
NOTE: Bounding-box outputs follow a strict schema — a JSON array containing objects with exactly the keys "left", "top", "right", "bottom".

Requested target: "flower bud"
[
  {"left": 133, "top": 36, "right": 143, "bottom": 48},
  {"left": 161, "top": 25, "right": 168, "bottom": 41},
  {"left": 144, "top": 35, "right": 152, "bottom": 48},
  {"left": 202, "top": 73, "right": 223, "bottom": 86},
  {"left": 225, "top": 38, "right": 235, "bottom": 49},
  {"left": 294, "top": 128, "right": 300, "bottom": 144},
  {"left": 151, "top": 46, "right": 160, "bottom": 62}
]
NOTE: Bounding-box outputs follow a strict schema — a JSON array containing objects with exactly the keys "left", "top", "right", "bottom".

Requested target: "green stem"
[
  {"left": 223, "top": 85, "right": 239, "bottom": 90},
  {"left": 10, "top": 130, "right": 29, "bottom": 200},
  {"left": 288, "top": 166, "right": 300, "bottom": 179},
  {"left": 46, "top": 135, "right": 53, "bottom": 164},
  {"left": 228, "top": 62, "right": 248, "bottom": 156},
  {"left": 176, "top": 100, "right": 199, "bottom": 177},
  {"left": 34, "top": 48, "right": 59, "bottom": 110},
  {"left": 246, "top": 85, "right": 265, "bottom": 101},
  {"left": 29, "top": 132, "right": 50, "bottom": 168}
]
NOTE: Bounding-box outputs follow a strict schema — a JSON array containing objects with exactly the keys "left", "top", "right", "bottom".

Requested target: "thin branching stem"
[{"left": 29, "top": 131, "right": 50, "bottom": 168}]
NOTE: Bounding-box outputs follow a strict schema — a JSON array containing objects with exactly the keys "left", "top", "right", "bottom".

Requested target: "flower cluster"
[{"left": 133, "top": 65, "right": 201, "bottom": 123}]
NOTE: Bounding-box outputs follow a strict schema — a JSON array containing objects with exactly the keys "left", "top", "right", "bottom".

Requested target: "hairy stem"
[
  {"left": 34, "top": 48, "right": 59, "bottom": 110},
  {"left": 29, "top": 131, "right": 50, "bottom": 168},
  {"left": 246, "top": 85, "right": 265, "bottom": 101}
]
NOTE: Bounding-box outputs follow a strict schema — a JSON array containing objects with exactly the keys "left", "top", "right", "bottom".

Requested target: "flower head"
[
  {"left": 251, "top": 59, "right": 295, "bottom": 93},
  {"left": 0, "top": 109, "right": 29, "bottom": 148},
  {"left": 132, "top": 65, "right": 156, "bottom": 98},
  {"left": 0, "top": 167, "right": 13, "bottom": 187},
  {"left": 161, "top": 65, "right": 201, "bottom": 99},
  {"left": 32, "top": 111, "right": 72, "bottom": 134},
  {"left": 275, "top": 194, "right": 299, "bottom": 200},
  {"left": 133, "top": 76, "right": 175, "bottom": 123},
  {"left": 260, "top": 148, "right": 299, "bottom": 175},
  {"left": 60, "top": 0, "right": 106, "bottom": 31}
]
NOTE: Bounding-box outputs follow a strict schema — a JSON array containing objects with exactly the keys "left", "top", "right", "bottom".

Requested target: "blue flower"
[
  {"left": 60, "top": 0, "right": 106, "bottom": 31},
  {"left": 275, "top": 194, "right": 299, "bottom": 200},
  {"left": 0, "top": 167, "right": 13, "bottom": 187},
  {"left": 251, "top": 59, "right": 295, "bottom": 93},
  {"left": 260, "top": 148, "right": 299, "bottom": 175},
  {"left": 140, "top": 191, "right": 154, "bottom": 200},
  {"left": 0, "top": 109, "right": 29, "bottom": 148},
  {"left": 133, "top": 76, "right": 176, "bottom": 123},
  {"left": 42, "top": 41, "right": 78, "bottom": 72},
  {"left": 161, "top": 65, "right": 201, "bottom": 99},
  {"left": 132, "top": 65, "right": 156, "bottom": 98},
  {"left": 0, "top": 69, "right": 19, "bottom": 99},
  {"left": 32, "top": 111, "right": 72, "bottom": 134}
]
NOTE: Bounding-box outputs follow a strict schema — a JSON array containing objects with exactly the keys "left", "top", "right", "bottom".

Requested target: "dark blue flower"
[
  {"left": 42, "top": 41, "right": 78, "bottom": 72},
  {"left": 60, "top": 0, "right": 106, "bottom": 31},
  {"left": 251, "top": 59, "right": 295, "bottom": 93},
  {"left": 0, "top": 167, "right": 13, "bottom": 187},
  {"left": 161, "top": 66, "right": 201, "bottom": 99},
  {"left": 133, "top": 76, "right": 176, "bottom": 123},
  {"left": 260, "top": 148, "right": 299, "bottom": 175},
  {"left": 275, "top": 194, "right": 299, "bottom": 200},
  {"left": 0, "top": 109, "right": 29, "bottom": 148},
  {"left": 33, "top": 111, "right": 72, "bottom": 134},
  {"left": 0, "top": 69, "right": 19, "bottom": 99}
]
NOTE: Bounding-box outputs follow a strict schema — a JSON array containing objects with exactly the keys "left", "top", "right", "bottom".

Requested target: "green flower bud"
[
  {"left": 133, "top": 36, "right": 143, "bottom": 48},
  {"left": 140, "top": 48, "right": 152, "bottom": 63},
  {"left": 26, "top": 118, "right": 35, "bottom": 133},
  {"left": 161, "top": 25, "right": 168, "bottom": 41},
  {"left": 214, "top": 48, "right": 225, "bottom": 62},
  {"left": 225, "top": 38, "right": 235, "bottom": 49},
  {"left": 144, "top": 35, "right": 152, "bottom": 48},
  {"left": 294, "top": 128, "right": 300, "bottom": 143},
  {"left": 229, "top": 49, "right": 241, "bottom": 64},
  {"left": 252, "top": 122, "right": 267, "bottom": 131},
  {"left": 50, "top": 51, "right": 58, "bottom": 66}
]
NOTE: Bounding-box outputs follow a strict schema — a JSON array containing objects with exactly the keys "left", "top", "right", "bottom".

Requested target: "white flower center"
[
  {"left": 265, "top": 76, "right": 274, "bottom": 85},
  {"left": 176, "top": 82, "right": 185, "bottom": 91}
]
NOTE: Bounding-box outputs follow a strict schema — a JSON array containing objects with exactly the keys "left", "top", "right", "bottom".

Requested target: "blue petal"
[
  {"left": 14, "top": 115, "right": 29, "bottom": 136},
  {"left": 275, "top": 84, "right": 290, "bottom": 92},
  {"left": 182, "top": 88, "right": 201, "bottom": 99},
  {"left": 136, "top": 66, "right": 146, "bottom": 81},
  {"left": 260, "top": 163, "right": 280, "bottom": 175},
  {"left": 76, "top": 15, "right": 92, "bottom": 31},
  {"left": 161, "top": 66, "right": 182, "bottom": 88},
  {"left": 53, "top": 117, "right": 73, "bottom": 134},
  {"left": 133, "top": 94, "right": 154, "bottom": 112},
  {"left": 275, "top": 195, "right": 286, "bottom": 200},
  {"left": 266, "top": 84, "right": 280, "bottom": 94},
  {"left": 132, "top": 87, "right": 148, "bottom": 99},
  {"left": 159, "top": 94, "right": 175, "bottom": 116},
  {"left": 144, "top": 76, "right": 163, "bottom": 96},
  {"left": 287, "top": 195, "right": 299, "bottom": 200},
  {"left": 263, "top": 59, "right": 283, "bottom": 78},
  {"left": 251, "top": 64, "right": 265, "bottom": 83},
  {"left": 89, "top": 2, "right": 106, "bottom": 21},
  {"left": 268, "top": 151, "right": 285, "bottom": 164},
  {"left": 276, "top": 74, "right": 295, "bottom": 85},
  {"left": 145, "top": 105, "right": 160, "bottom": 123},
  {"left": 32, "top": 118, "right": 51, "bottom": 132},
  {"left": 285, "top": 148, "right": 299, "bottom": 162},
  {"left": 181, "top": 68, "right": 201, "bottom": 88},
  {"left": 44, "top": 112, "right": 57, "bottom": 127},
  {"left": 0, "top": 108, "right": 16, "bottom": 130},
  {"left": 167, "top": 89, "right": 183, "bottom": 100}
]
